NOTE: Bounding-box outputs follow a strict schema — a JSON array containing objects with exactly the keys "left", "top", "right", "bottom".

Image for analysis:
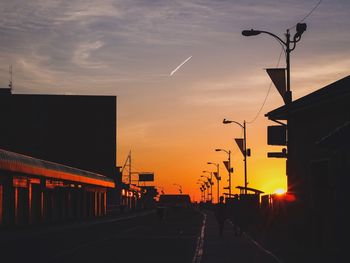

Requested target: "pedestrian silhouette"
[{"left": 215, "top": 196, "right": 227, "bottom": 236}]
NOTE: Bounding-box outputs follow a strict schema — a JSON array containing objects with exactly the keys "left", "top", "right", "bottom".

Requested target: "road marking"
[
  {"left": 192, "top": 211, "right": 207, "bottom": 263},
  {"left": 228, "top": 220, "right": 284, "bottom": 263}
]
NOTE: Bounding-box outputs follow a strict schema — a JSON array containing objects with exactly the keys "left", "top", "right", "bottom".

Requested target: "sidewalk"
[
  {"left": 0, "top": 209, "right": 155, "bottom": 242},
  {"left": 200, "top": 211, "right": 282, "bottom": 263}
]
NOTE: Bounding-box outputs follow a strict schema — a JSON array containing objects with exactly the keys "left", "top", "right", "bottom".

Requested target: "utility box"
[{"left": 268, "top": 125, "right": 287, "bottom": 145}]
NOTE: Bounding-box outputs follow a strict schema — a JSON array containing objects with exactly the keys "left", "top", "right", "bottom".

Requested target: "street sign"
[
  {"left": 268, "top": 149, "right": 287, "bottom": 158},
  {"left": 138, "top": 173, "right": 154, "bottom": 181}
]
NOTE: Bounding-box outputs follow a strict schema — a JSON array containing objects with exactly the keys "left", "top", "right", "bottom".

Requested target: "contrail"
[{"left": 170, "top": 56, "right": 192, "bottom": 76}]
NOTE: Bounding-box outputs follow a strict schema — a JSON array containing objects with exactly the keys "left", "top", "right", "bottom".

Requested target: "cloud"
[
  {"left": 56, "top": 1, "right": 124, "bottom": 23},
  {"left": 0, "top": 0, "right": 349, "bottom": 95},
  {"left": 72, "top": 40, "right": 105, "bottom": 68}
]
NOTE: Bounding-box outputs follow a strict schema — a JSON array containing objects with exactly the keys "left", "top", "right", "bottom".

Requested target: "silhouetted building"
[
  {"left": 120, "top": 183, "right": 142, "bottom": 211},
  {"left": 0, "top": 89, "right": 116, "bottom": 179},
  {"left": 266, "top": 75, "right": 350, "bottom": 257},
  {"left": 140, "top": 186, "right": 158, "bottom": 209},
  {"left": 0, "top": 149, "right": 115, "bottom": 226}
]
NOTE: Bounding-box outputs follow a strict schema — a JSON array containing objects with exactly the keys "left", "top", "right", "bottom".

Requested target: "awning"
[{"left": 0, "top": 149, "right": 115, "bottom": 188}]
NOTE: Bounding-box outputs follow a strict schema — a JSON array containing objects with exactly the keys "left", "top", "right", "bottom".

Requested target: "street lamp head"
[
  {"left": 296, "top": 23, "right": 307, "bottom": 37},
  {"left": 215, "top": 149, "right": 222, "bottom": 152},
  {"left": 223, "top": 118, "right": 232, "bottom": 124},
  {"left": 242, "top": 29, "right": 261, "bottom": 36}
]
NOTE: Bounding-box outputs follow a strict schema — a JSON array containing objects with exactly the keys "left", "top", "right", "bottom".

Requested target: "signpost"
[{"left": 138, "top": 173, "right": 154, "bottom": 182}]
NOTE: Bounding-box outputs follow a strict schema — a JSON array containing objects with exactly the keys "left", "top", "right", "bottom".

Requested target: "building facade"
[
  {"left": 266, "top": 75, "right": 350, "bottom": 258},
  {"left": 0, "top": 88, "right": 116, "bottom": 179},
  {"left": 0, "top": 149, "right": 115, "bottom": 226}
]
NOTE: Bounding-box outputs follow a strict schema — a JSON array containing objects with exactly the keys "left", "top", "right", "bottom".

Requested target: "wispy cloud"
[
  {"left": 1, "top": 0, "right": 350, "bottom": 196},
  {"left": 72, "top": 40, "right": 105, "bottom": 68},
  {"left": 0, "top": 0, "right": 349, "bottom": 94}
]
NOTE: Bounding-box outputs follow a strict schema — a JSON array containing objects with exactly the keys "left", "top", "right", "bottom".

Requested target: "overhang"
[
  {"left": 0, "top": 149, "right": 115, "bottom": 188},
  {"left": 266, "top": 75, "right": 350, "bottom": 120}
]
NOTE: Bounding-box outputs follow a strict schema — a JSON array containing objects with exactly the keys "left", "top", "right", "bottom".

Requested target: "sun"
[{"left": 274, "top": 188, "right": 286, "bottom": 195}]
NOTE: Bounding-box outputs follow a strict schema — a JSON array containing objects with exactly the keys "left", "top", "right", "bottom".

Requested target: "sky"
[{"left": 1, "top": 0, "right": 349, "bottom": 202}]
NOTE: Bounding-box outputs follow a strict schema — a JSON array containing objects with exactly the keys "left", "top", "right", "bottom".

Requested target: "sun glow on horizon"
[{"left": 274, "top": 188, "right": 286, "bottom": 195}]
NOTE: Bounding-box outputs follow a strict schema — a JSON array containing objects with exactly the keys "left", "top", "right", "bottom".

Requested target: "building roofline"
[
  {"left": 266, "top": 75, "right": 350, "bottom": 120},
  {"left": 236, "top": 186, "right": 264, "bottom": 194},
  {"left": 2, "top": 92, "right": 116, "bottom": 97},
  {"left": 0, "top": 149, "right": 115, "bottom": 188}
]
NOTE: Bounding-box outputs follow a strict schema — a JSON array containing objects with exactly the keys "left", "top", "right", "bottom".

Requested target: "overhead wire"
[
  {"left": 246, "top": 0, "right": 323, "bottom": 124},
  {"left": 288, "top": 0, "right": 323, "bottom": 30},
  {"left": 246, "top": 47, "right": 284, "bottom": 124}
]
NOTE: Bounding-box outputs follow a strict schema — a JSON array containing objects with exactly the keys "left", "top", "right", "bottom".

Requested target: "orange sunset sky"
[{"left": 1, "top": 0, "right": 349, "bottom": 202}]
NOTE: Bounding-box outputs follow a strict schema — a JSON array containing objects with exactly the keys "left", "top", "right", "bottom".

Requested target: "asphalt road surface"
[{"left": 0, "top": 208, "right": 202, "bottom": 263}]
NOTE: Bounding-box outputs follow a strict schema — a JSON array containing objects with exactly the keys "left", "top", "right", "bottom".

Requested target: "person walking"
[{"left": 215, "top": 196, "right": 227, "bottom": 236}]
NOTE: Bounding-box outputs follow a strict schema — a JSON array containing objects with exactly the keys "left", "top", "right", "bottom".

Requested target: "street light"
[
  {"left": 196, "top": 182, "right": 205, "bottom": 202},
  {"left": 197, "top": 179, "right": 208, "bottom": 201},
  {"left": 199, "top": 187, "right": 205, "bottom": 202},
  {"left": 215, "top": 148, "right": 232, "bottom": 197},
  {"left": 242, "top": 23, "right": 307, "bottom": 104},
  {"left": 223, "top": 118, "right": 249, "bottom": 194},
  {"left": 242, "top": 24, "right": 306, "bottom": 181},
  {"left": 200, "top": 175, "right": 211, "bottom": 188},
  {"left": 173, "top": 183, "right": 182, "bottom": 194},
  {"left": 200, "top": 175, "right": 211, "bottom": 202},
  {"left": 202, "top": 171, "right": 214, "bottom": 203},
  {"left": 207, "top": 162, "right": 220, "bottom": 203}
]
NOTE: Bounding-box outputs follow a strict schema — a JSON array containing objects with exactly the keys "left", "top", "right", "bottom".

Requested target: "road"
[
  {"left": 1, "top": 207, "right": 286, "bottom": 263},
  {"left": 0, "top": 208, "right": 202, "bottom": 263}
]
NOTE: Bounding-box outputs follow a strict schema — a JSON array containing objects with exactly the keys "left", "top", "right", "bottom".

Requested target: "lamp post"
[
  {"left": 173, "top": 183, "right": 182, "bottom": 194},
  {"left": 242, "top": 24, "right": 307, "bottom": 183},
  {"left": 197, "top": 182, "right": 205, "bottom": 202},
  {"left": 200, "top": 176, "right": 211, "bottom": 202},
  {"left": 207, "top": 162, "right": 220, "bottom": 203},
  {"left": 202, "top": 171, "right": 213, "bottom": 203},
  {"left": 200, "top": 187, "right": 204, "bottom": 202},
  {"left": 197, "top": 179, "right": 207, "bottom": 202},
  {"left": 223, "top": 119, "right": 248, "bottom": 194},
  {"left": 215, "top": 148, "right": 232, "bottom": 197},
  {"left": 242, "top": 23, "right": 307, "bottom": 104}
]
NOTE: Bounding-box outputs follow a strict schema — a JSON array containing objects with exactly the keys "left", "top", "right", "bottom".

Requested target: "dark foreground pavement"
[
  {"left": 198, "top": 210, "right": 282, "bottom": 263},
  {"left": 0, "top": 208, "right": 201, "bottom": 263},
  {"left": 1, "top": 208, "right": 285, "bottom": 263}
]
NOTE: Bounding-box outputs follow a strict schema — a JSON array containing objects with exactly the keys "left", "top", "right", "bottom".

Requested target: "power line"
[
  {"left": 247, "top": 47, "right": 284, "bottom": 124},
  {"left": 246, "top": 1, "right": 322, "bottom": 124},
  {"left": 288, "top": 0, "right": 323, "bottom": 30}
]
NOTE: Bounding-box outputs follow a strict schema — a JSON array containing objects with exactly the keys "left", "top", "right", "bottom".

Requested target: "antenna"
[
  {"left": 121, "top": 150, "right": 132, "bottom": 184},
  {"left": 9, "top": 65, "right": 13, "bottom": 91}
]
